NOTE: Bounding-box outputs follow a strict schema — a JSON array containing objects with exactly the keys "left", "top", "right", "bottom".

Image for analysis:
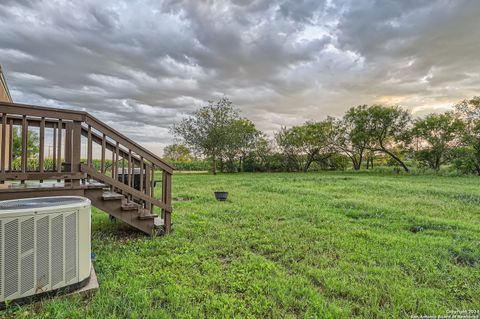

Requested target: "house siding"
[
  {"left": 0, "top": 65, "right": 12, "bottom": 103},
  {"left": 0, "top": 65, "right": 12, "bottom": 170}
]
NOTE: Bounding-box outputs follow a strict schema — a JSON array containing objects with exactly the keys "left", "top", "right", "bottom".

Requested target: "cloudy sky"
[{"left": 1, "top": 0, "right": 479, "bottom": 154}]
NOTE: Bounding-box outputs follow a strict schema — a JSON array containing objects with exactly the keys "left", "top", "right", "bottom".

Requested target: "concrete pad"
[{"left": 65, "top": 266, "right": 99, "bottom": 298}]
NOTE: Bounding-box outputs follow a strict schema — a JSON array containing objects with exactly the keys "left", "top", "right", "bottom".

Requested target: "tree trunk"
[
  {"left": 304, "top": 150, "right": 319, "bottom": 172},
  {"left": 352, "top": 158, "right": 360, "bottom": 170},
  {"left": 435, "top": 155, "right": 441, "bottom": 171},
  {"left": 349, "top": 149, "right": 364, "bottom": 171},
  {"left": 240, "top": 154, "right": 245, "bottom": 172},
  {"left": 381, "top": 148, "right": 409, "bottom": 172},
  {"left": 357, "top": 150, "right": 364, "bottom": 170},
  {"left": 350, "top": 153, "right": 363, "bottom": 171},
  {"left": 348, "top": 153, "right": 359, "bottom": 171},
  {"left": 304, "top": 156, "right": 314, "bottom": 172},
  {"left": 212, "top": 155, "right": 217, "bottom": 175}
]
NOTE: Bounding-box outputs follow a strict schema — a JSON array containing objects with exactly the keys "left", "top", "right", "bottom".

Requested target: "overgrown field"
[{"left": 3, "top": 172, "right": 480, "bottom": 318}]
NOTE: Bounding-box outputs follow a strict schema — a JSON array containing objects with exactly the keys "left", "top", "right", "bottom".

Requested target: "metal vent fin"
[
  {"left": 21, "top": 218, "right": 34, "bottom": 254},
  {"left": 65, "top": 213, "right": 77, "bottom": 282},
  {"left": 51, "top": 215, "right": 64, "bottom": 287},
  {"left": 20, "top": 218, "right": 35, "bottom": 294},
  {"left": 36, "top": 216, "right": 50, "bottom": 290},
  {"left": 4, "top": 219, "right": 18, "bottom": 298},
  {"left": 20, "top": 254, "right": 34, "bottom": 294}
]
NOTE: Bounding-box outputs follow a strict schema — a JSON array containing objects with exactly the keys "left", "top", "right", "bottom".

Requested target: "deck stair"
[
  {"left": 0, "top": 102, "right": 173, "bottom": 235},
  {"left": 102, "top": 191, "right": 124, "bottom": 201}
]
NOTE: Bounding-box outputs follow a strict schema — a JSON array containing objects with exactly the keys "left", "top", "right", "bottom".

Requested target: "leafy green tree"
[
  {"left": 250, "top": 135, "right": 272, "bottom": 171},
  {"left": 275, "top": 126, "right": 301, "bottom": 171},
  {"left": 172, "top": 97, "right": 240, "bottom": 175},
  {"left": 412, "top": 112, "right": 464, "bottom": 171},
  {"left": 276, "top": 120, "right": 333, "bottom": 172},
  {"left": 332, "top": 106, "right": 371, "bottom": 170},
  {"left": 163, "top": 144, "right": 193, "bottom": 162},
  {"left": 363, "top": 105, "right": 412, "bottom": 172},
  {"left": 454, "top": 97, "right": 480, "bottom": 175},
  {"left": 12, "top": 127, "right": 39, "bottom": 160},
  {"left": 455, "top": 96, "right": 480, "bottom": 121},
  {"left": 223, "top": 118, "right": 261, "bottom": 172}
]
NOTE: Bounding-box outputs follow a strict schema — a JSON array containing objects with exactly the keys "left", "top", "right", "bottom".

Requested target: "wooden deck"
[{"left": 0, "top": 101, "right": 173, "bottom": 235}]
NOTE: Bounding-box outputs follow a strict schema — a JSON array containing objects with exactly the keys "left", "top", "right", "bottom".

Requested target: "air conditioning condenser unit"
[{"left": 0, "top": 196, "right": 91, "bottom": 306}]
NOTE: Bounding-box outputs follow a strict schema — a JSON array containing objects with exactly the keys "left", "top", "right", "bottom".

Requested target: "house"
[
  {"left": 0, "top": 65, "right": 11, "bottom": 169},
  {"left": 0, "top": 65, "right": 12, "bottom": 103}
]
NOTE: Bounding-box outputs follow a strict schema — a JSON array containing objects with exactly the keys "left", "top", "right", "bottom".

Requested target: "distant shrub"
[{"left": 171, "top": 160, "right": 210, "bottom": 171}]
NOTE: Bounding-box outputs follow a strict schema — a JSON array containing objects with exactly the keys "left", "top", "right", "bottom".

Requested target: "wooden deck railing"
[{"left": 0, "top": 101, "right": 173, "bottom": 233}]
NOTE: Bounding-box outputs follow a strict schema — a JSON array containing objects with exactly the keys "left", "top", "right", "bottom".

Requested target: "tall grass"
[{"left": 3, "top": 172, "right": 479, "bottom": 318}]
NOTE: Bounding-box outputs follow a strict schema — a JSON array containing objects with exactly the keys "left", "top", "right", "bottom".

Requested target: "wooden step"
[
  {"left": 154, "top": 218, "right": 165, "bottom": 227},
  {"left": 83, "top": 182, "right": 108, "bottom": 189},
  {"left": 138, "top": 214, "right": 158, "bottom": 220},
  {"left": 121, "top": 201, "right": 140, "bottom": 211},
  {"left": 137, "top": 208, "right": 158, "bottom": 220},
  {"left": 102, "top": 191, "right": 124, "bottom": 201}
]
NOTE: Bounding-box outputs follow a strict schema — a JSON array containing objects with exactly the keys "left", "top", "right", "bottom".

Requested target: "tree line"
[{"left": 169, "top": 96, "right": 480, "bottom": 175}]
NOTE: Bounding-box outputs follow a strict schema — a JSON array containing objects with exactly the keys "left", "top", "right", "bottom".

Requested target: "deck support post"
[
  {"left": 162, "top": 171, "right": 172, "bottom": 234},
  {"left": 71, "top": 121, "right": 82, "bottom": 187},
  {"left": 64, "top": 121, "right": 82, "bottom": 186}
]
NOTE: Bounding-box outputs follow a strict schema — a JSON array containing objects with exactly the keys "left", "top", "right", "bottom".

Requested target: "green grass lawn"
[{"left": 3, "top": 172, "right": 480, "bottom": 318}]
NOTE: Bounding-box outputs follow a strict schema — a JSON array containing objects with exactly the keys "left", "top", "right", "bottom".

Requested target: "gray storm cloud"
[{"left": 1, "top": 0, "right": 479, "bottom": 154}]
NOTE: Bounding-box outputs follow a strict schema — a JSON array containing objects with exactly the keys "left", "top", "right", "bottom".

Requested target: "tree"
[
  {"left": 163, "top": 144, "right": 193, "bottom": 162},
  {"left": 172, "top": 97, "right": 240, "bottom": 175},
  {"left": 251, "top": 135, "right": 273, "bottom": 171},
  {"left": 363, "top": 105, "right": 412, "bottom": 172},
  {"left": 299, "top": 121, "right": 334, "bottom": 171},
  {"left": 332, "top": 106, "right": 370, "bottom": 170},
  {"left": 454, "top": 97, "right": 480, "bottom": 175},
  {"left": 12, "top": 127, "right": 39, "bottom": 160},
  {"left": 364, "top": 150, "right": 375, "bottom": 169},
  {"left": 276, "top": 120, "right": 333, "bottom": 172},
  {"left": 412, "top": 112, "right": 464, "bottom": 171},
  {"left": 455, "top": 96, "right": 480, "bottom": 121},
  {"left": 275, "top": 126, "right": 301, "bottom": 171},
  {"left": 222, "top": 118, "right": 261, "bottom": 172}
]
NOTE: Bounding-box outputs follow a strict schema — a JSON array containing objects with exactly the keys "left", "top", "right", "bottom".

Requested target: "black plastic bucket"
[{"left": 214, "top": 191, "right": 228, "bottom": 201}]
